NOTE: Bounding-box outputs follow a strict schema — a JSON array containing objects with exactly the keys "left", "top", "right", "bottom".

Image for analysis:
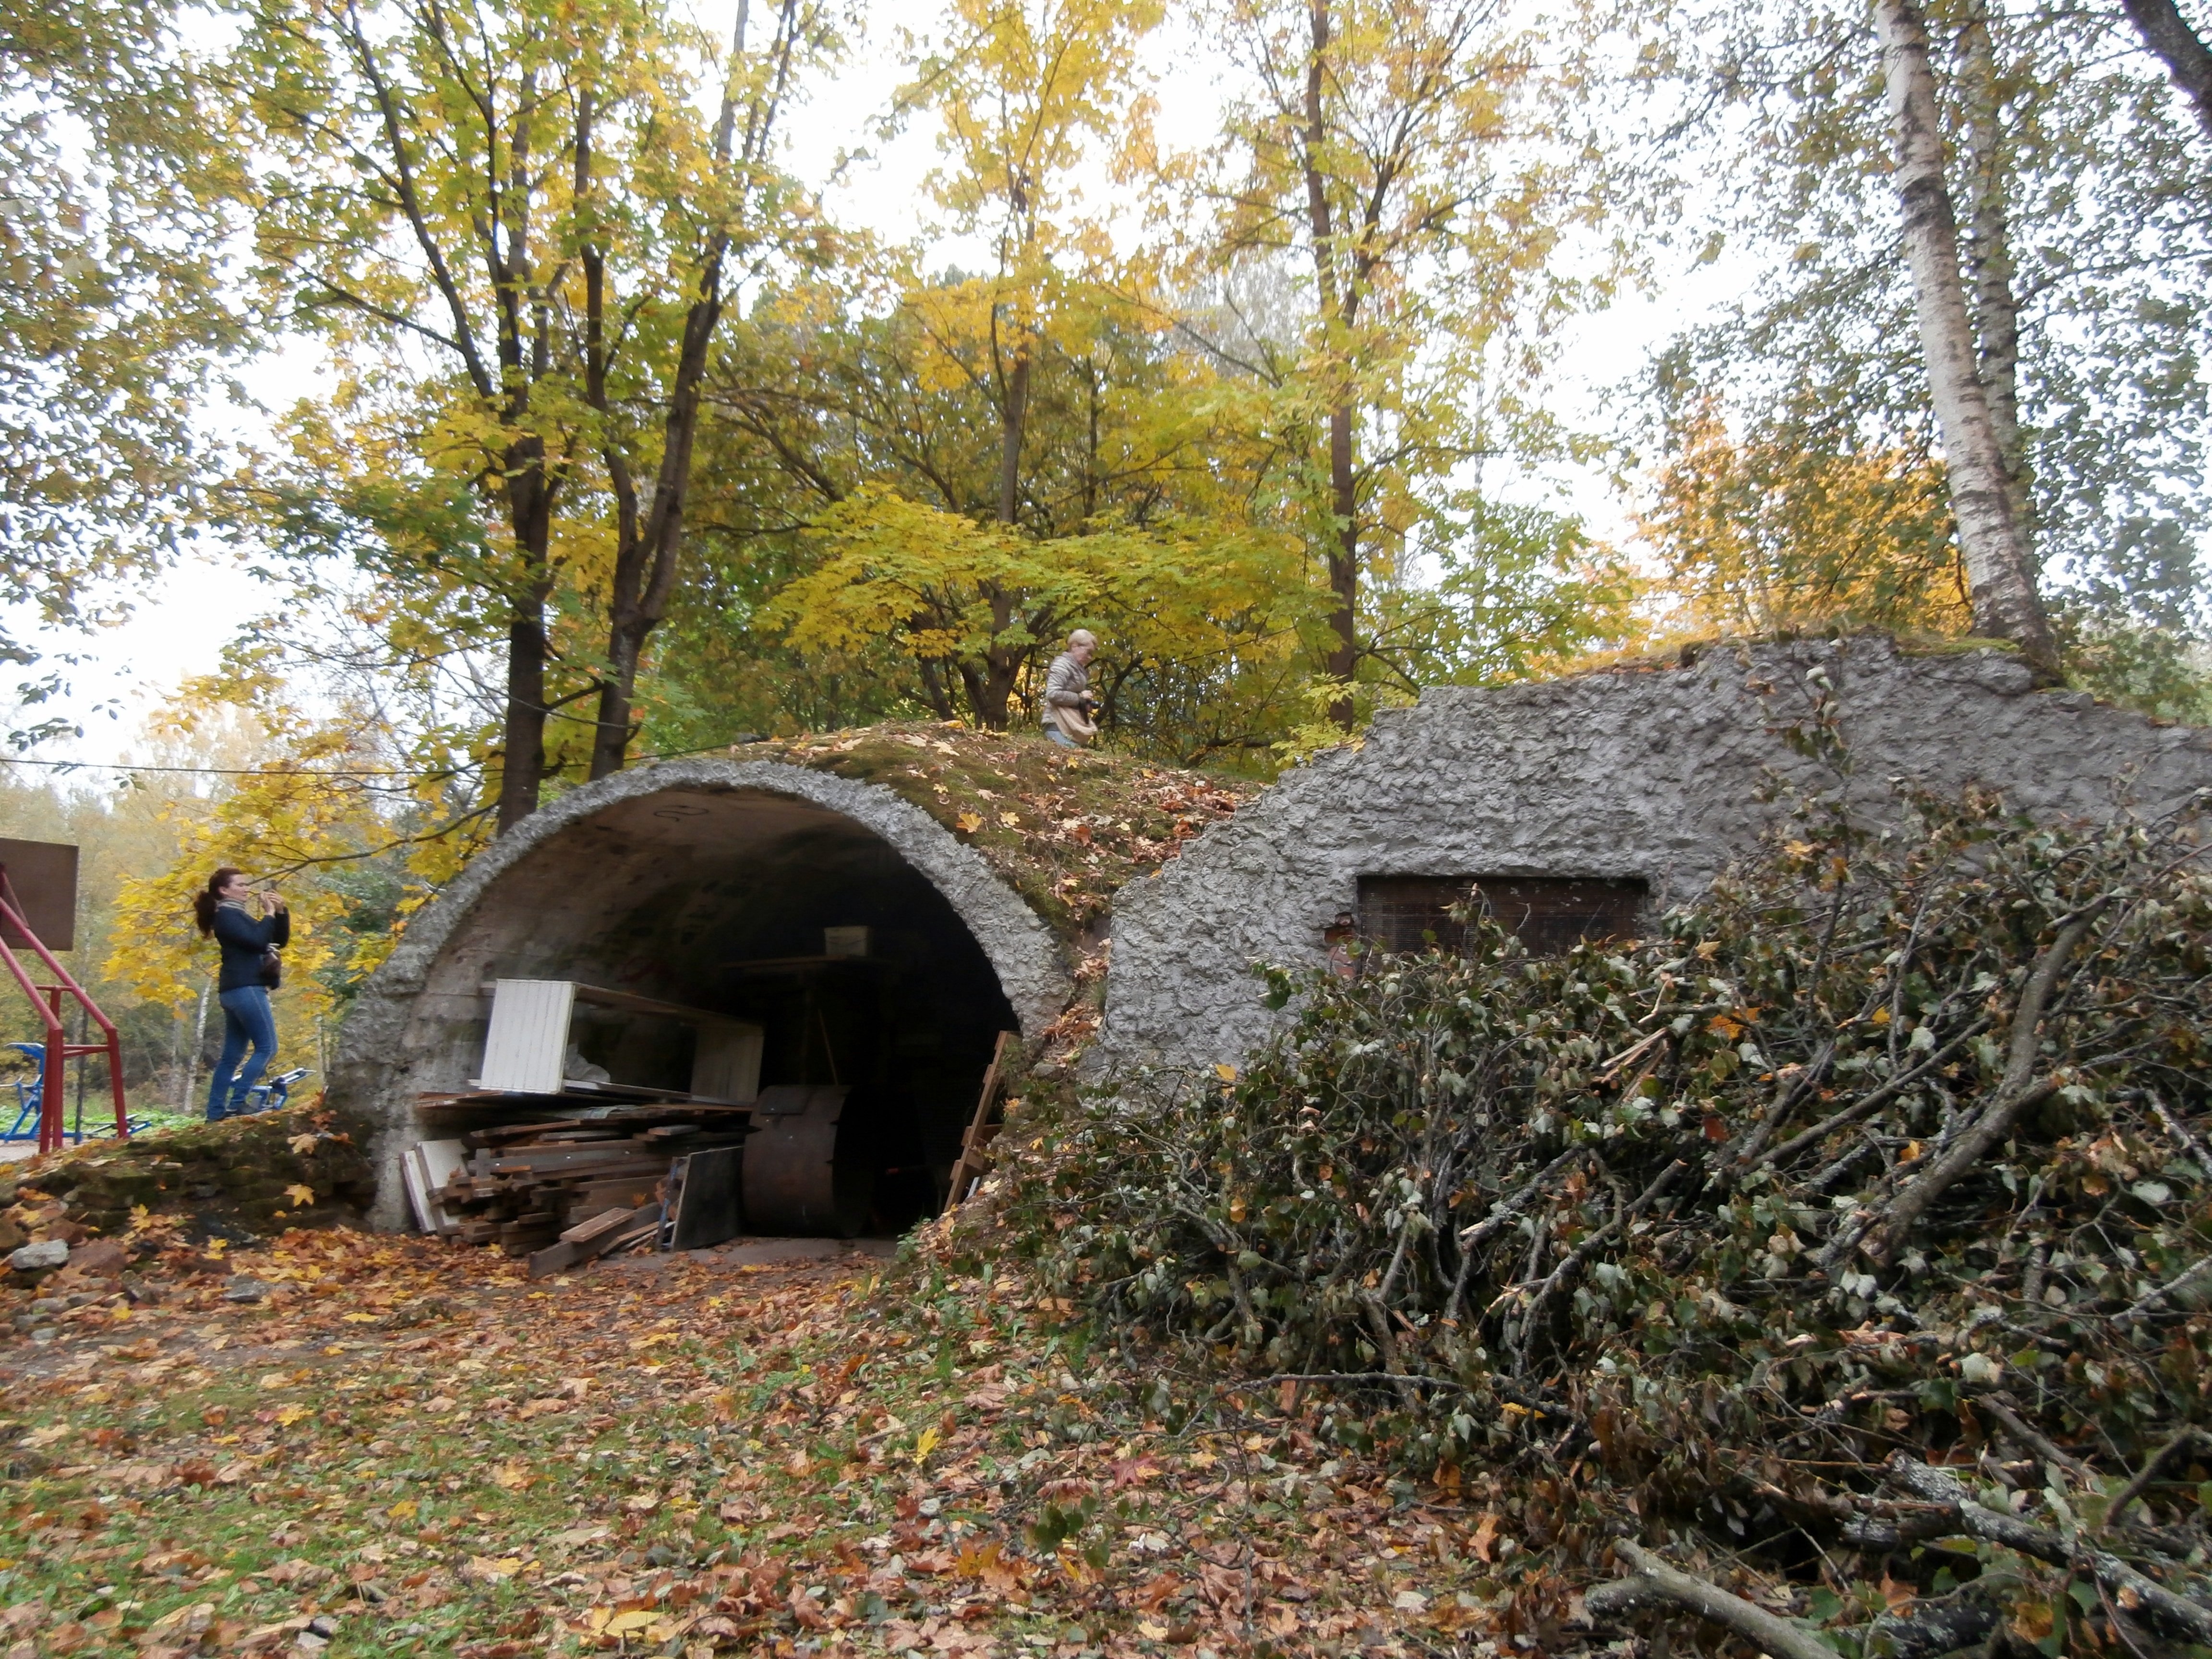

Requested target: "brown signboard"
[
  {"left": 1358, "top": 873, "right": 1647, "bottom": 959},
  {"left": 0, "top": 838, "right": 78, "bottom": 951}
]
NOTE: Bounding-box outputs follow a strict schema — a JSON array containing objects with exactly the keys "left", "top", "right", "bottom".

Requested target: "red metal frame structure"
[{"left": 0, "top": 864, "right": 128, "bottom": 1153}]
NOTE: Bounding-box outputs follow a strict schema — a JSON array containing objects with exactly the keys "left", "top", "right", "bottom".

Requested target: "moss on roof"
[{"left": 717, "top": 723, "right": 1253, "bottom": 942}]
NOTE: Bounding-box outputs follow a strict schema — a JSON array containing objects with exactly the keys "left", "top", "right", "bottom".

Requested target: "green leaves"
[
  {"left": 764, "top": 487, "right": 1310, "bottom": 735},
  {"left": 0, "top": 0, "right": 248, "bottom": 730}
]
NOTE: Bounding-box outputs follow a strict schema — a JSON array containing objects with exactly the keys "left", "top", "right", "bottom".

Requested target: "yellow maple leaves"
[
  {"left": 587, "top": 1606, "right": 687, "bottom": 1642},
  {"left": 769, "top": 488, "right": 1309, "bottom": 735},
  {"left": 1637, "top": 398, "right": 1970, "bottom": 638}
]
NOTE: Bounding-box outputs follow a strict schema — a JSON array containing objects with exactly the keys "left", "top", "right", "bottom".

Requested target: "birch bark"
[
  {"left": 1873, "top": 0, "right": 2059, "bottom": 676},
  {"left": 1956, "top": 0, "right": 2031, "bottom": 538},
  {"left": 2120, "top": 0, "right": 2212, "bottom": 144}
]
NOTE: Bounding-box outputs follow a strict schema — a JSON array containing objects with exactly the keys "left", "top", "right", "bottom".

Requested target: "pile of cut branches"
[{"left": 1020, "top": 784, "right": 2212, "bottom": 1653}]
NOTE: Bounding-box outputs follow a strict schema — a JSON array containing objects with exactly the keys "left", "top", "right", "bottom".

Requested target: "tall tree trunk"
[
  {"left": 916, "top": 660, "right": 956, "bottom": 722},
  {"left": 1873, "top": 0, "right": 2059, "bottom": 677},
  {"left": 986, "top": 157, "right": 1034, "bottom": 733},
  {"left": 996, "top": 347, "right": 1031, "bottom": 528},
  {"left": 2120, "top": 0, "right": 2212, "bottom": 143},
  {"left": 497, "top": 447, "right": 554, "bottom": 835},
  {"left": 578, "top": 83, "right": 634, "bottom": 784},
  {"left": 1958, "top": 0, "right": 2031, "bottom": 537},
  {"left": 587, "top": 0, "right": 785, "bottom": 780},
  {"left": 340, "top": 6, "right": 573, "bottom": 832},
  {"left": 592, "top": 408, "right": 713, "bottom": 777},
  {"left": 975, "top": 350, "right": 1031, "bottom": 733},
  {"left": 590, "top": 619, "right": 644, "bottom": 780},
  {"left": 972, "top": 588, "right": 1017, "bottom": 729},
  {"left": 1304, "top": 0, "right": 1359, "bottom": 729},
  {"left": 956, "top": 659, "right": 992, "bottom": 729},
  {"left": 1324, "top": 404, "right": 1358, "bottom": 722}
]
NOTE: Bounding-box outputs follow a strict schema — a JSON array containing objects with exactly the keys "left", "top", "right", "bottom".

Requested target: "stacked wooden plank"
[
  {"left": 524, "top": 1201, "right": 664, "bottom": 1279},
  {"left": 411, "top": 1108, "right": 750, "bottom": 1261}
]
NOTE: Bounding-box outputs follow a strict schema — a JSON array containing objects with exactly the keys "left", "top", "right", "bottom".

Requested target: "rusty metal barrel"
[{"left": 741, "top": 1083, "right": 875, "bottom": 1236}]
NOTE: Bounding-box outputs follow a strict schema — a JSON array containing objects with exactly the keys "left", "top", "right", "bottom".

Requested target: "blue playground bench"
[
  {"left": 232, "top": 1066, "right": 313, "bottom": 1116},
  {"left": 3, "top": 1042, "right": 153, "bottom": 1143}
]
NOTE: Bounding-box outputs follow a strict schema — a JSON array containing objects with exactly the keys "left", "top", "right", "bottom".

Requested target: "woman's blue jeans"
[{"left": 208, "top": 986, "right": 278, "bottom": 1120}]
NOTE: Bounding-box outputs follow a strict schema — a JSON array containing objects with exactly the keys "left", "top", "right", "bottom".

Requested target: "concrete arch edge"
[{"left": 328, "top": 759, "right": 1072, "bottom": 1226}]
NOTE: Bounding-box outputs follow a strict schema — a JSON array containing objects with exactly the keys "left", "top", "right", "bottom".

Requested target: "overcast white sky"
[{"left": 7, "top": 2, "right": 1747, "bottom": 772}]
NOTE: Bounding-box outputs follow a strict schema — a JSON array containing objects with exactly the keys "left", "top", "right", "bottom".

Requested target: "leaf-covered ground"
[
  {"left": 1, "top": 1220, "right": 1522, "bottom": 1659},
  {"left": 0, "top": 1110, "right": 375, "bottom": 1252}
]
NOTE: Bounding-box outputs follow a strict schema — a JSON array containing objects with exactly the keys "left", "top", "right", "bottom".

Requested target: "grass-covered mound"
[
  {"left": 1009, "top": 784, "right": 2212, "bottom": 1653},
  {"left": 725, "top": 724, "right": 1251, "bottom": 941},
  {"left": 1, "top": 1106, "right": 372, "bottom": 1262}
]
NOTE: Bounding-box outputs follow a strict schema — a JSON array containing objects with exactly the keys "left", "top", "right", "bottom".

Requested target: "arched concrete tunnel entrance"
[{"left": 332, "top": 759, "right": 1071, "bottom": 1235}]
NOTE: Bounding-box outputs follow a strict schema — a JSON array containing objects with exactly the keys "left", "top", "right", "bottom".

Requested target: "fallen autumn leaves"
[{"left": 2, "top": 1223, "right": 1525, "bottom": 1659}]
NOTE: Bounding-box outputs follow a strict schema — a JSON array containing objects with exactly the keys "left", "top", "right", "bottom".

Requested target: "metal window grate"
[{"left": 1357, "top": 875, "right": 1647, "bottom": 958}]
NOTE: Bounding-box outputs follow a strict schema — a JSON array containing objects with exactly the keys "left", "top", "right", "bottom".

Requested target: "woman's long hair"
[{"left": 193, "top": 868, "right": 244, "bottom": 937}]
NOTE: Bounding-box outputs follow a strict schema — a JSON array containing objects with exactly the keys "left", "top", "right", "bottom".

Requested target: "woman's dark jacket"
[{"left": 212, "top": 902, "right": 289, "bottom": 992}]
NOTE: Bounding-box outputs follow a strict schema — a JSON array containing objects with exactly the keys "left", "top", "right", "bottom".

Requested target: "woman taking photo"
[{"left": 192, "top": 867, "right": 289, "bottom": 1121}]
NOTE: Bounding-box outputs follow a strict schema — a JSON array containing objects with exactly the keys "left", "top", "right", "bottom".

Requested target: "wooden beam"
[
  {"left": 528, "top": 1202, "right": 660, "bottom": 1279},
  {"left": 944, "top": 1030, "right": 1018, "bottom": 1213}
]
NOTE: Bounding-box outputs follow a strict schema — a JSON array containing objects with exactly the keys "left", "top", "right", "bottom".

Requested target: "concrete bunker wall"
[
  {"left": 1101, "top": 636, "right": 2212, "bottom": 1076},
  {"left": 334, "top": 759, "right": 1070, "bottom": 1229}
]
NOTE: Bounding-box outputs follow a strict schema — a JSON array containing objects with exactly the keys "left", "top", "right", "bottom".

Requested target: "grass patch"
[{"left": 3, "top": 1226, "right": 1511, "bottom": 1658}]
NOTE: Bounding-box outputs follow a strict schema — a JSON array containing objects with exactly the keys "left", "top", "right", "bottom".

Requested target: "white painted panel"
[
  {"left": 479, "top": 978, "right": 574, "bottom": 1094},
  {"left": 692, "top": 1021, "right": 763, "bottom": 1103},
  {"left": 417, "top": 1137, "right": 466, "bottom": 1190},
  {"left": 401, "top": 1148, "right": 435, "bottom": 1234},
  {"left": 400, "top": 1141, "right": 464, "bottom": 1234}
]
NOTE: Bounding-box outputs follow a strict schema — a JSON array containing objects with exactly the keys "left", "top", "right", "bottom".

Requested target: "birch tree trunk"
[
  {"left": 1874, "top": 0, "right": 2060, "bottom": 677},
  {"left": 1957, "top": 0, "right": 2030, "bottom": 537},
  {"left": 2120, "top": 0, "right": 2212, "bottom": 144}
]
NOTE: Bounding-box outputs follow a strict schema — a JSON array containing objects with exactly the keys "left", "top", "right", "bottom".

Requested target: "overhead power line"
[{"left": 0, "top": 736, "right": 759, "bottom": 781}]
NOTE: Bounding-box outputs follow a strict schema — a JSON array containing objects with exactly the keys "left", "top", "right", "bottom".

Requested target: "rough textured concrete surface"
[
  {"left": 333, "top": 759, "right": 1069, "bottom": 1227},
  {"left": 1101, "top": 637, "right": 2212, "bottom": 1077}
]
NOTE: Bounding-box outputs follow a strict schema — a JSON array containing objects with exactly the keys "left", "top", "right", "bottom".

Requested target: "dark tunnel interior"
[{"left": 415, "top": 787, "right": 1023, "bottom": 1234}]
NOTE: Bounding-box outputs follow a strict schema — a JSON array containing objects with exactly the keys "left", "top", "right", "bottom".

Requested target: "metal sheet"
[
  {"left": 743, "top": 1083, "right": 873, "bottom": 1237},
  {"left": 0, "top": 838, "right": 77, "bottom": 950},
  {"left": 667, "top": 1144, "right": 744, "bottom": 1249}
]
